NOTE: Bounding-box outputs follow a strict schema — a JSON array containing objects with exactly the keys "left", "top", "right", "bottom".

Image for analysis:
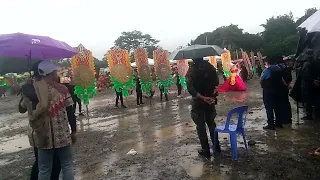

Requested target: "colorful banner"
[
  {"left": 208, "top": 56, "right": 217, "bottom": 69},
  {"left": 250, "top": 51, "right": 256, "bottom": 74},
  {"left": 241, "top": 50, "right": 252, "bottom": 78},
  {"left": 176, "top": 59, "right": 188, "bottom": 89},
  {"left": 257, "top": 51, "right": 264, "bottom": 68},
  {"left": 107, "top": 49, "right": 134, "bottom": 97},
  {"left": 221, "top": 49, "right": 232, "bottom": 78},
  {"left": 71, "top": 44, "right": 97, "bottom": 105},
  {"left": 134, "top": 48, "right": 153, "bottom": 95},
  {"left": 153, "top": 49, "right": 173, "bottom": 94}
]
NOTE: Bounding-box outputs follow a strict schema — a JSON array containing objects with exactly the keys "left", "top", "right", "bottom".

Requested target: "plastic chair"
[{"left": 213, "top": 105, "right": 249, "bottom": 160}]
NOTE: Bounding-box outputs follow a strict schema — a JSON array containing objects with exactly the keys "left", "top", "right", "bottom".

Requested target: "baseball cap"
[{"left": 38, "top": 61, "right": 62, "bottom": 76}]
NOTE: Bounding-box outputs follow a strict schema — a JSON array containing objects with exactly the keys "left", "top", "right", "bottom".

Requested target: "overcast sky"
[{"left": 1, "top": 0, "right": 319, "bottom": 59}]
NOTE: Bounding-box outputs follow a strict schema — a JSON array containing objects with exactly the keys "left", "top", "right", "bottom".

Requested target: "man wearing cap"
[
  {"left": 25, "top": 61, "right": 76, "bottom": 180},
  {"left": 186, "top": 58, "right": 220, "bottom": 157},
  {"left": 20, "top": 61, "right": 67, "bottom": 180}
]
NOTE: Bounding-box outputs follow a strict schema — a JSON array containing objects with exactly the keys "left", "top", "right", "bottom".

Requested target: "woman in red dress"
[{"left": 217, "top": 64, "right": 247, "bottom": 92}]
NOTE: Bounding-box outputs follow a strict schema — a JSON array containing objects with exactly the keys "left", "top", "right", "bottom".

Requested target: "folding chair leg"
[
  {"left": 242, "top": 131, "right": 248, "bottom": 152},
  {"left": 230, "top": 133, "right": 238, "bottom": 160}
]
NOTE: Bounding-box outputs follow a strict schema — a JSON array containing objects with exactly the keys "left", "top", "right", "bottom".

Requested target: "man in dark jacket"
[
  {"left": 277, "top": 60, "right": 293, "bottom": 124},
  {"left": 186, "top": 58, "right": 220, "bottom": 157},
  {"left": 19, "top": 61, "right": 77, "bottom": 180},
  {"left": 261, "top": 56, "right": 287, "bottom": 130}
]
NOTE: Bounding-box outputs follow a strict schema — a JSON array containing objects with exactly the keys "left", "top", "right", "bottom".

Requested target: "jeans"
[
  {"left": 30, "top": 147, "right": 61, "bottom": 180},
  {"left": 263, "top": 90, "right": 281, "bottom": 125},
  {"left": 38, "top": 145, "right": 74, "bottom": 180}
]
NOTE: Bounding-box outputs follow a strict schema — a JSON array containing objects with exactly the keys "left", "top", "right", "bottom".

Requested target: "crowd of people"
[{"left": 14, "top": 48, "right": 320, "bottom": 179}]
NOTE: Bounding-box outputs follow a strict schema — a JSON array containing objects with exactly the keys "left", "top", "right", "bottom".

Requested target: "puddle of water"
[
  {"left": 0, "top": 134, "right": 30, "bottom": 153},
  {"left": 154, "top": 121, "right": 194, "bottom": 144},
  {"left": 178, "top": 144, "right": 231, "bottom": 179},
  {"left": 78, "top": 115, "right": 119, "bottom": 132},
  {"left": 78, "top": 152, "right": 119, "bottom": 179}
]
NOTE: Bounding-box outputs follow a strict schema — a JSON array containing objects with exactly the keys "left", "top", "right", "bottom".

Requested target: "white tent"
[
  {"left": 131, "top": 58, "right": 175, "bottom": 67},
  {"left": 298, "top": 10, "right": 320, "bottom": 33}
]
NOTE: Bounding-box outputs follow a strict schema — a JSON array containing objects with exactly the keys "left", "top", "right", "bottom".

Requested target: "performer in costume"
[
  {"left": 217, "top": 64, "right": 247, "bottom": 92},
  {"left": 107, "top": 49, "right": 135, "bottom": 108}
]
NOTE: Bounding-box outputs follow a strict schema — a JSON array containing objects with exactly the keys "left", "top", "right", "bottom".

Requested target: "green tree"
[
  {"left": 261, "top": 13, "right": 298, "bottom": 56},
  {"left": 114, "top": 30, "right": 160, "bottom": 61},
  {"left": 193, "top": 24, "right": 263, "bottom": 52}
]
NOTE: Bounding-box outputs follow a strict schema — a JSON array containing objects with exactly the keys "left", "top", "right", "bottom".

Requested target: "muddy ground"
[{"left": 0, "top": 77, "right": 320, "bottom": 180}]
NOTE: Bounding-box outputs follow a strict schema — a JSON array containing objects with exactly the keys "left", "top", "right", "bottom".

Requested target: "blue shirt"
[{"left": 260, "top": 65, "right": 281, "bottom": 81}]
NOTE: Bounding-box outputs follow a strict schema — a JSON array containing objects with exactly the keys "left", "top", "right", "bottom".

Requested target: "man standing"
[
  {"left": 277, "top": 60, "right": 293, "bottom": 124},
  {"left": 115, "top": 89, "right": 126, "bottom": 108},
  {"left": 27, "top": 61, "right": 76, "bottom": 180},
  {"left": 186, "top": 58, "right": 220, "bottom": 157},
  {"left": 135, "top": 74, "right": 144, "bottom": 105},
  {"left": 261, "top": 56, "right": 287, "bottom": 130}
]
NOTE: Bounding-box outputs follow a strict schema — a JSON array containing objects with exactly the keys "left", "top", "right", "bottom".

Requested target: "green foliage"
[
  {"left": 114, "top": 30, "right": 161, "bottom": 62},
  {"left": 192, "top": 8, "right": 319, "bottom": 57},
  {"left": 261, "top": 13, "right": 298, "bottom": 56},
  {"left": 193, "top": 24, "right": 263, "bottom": 52}
]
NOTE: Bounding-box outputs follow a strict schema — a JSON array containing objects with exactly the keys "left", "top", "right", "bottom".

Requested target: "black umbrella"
[
  {"left": 0, "top": 56, "right": 42, "bottom": 74},
  {"left": 170, "top": 45, "right": 224, "bottom": 60}
]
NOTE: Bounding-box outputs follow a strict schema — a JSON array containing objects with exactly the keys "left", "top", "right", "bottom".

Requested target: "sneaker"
[
  {"left": 263, "top": 125, "right": 275, "bottom": 130},
  {"left": 121, "top": 104, "right": 127, "bottom": 108},
  {"left": 198, "top": 149, "right": 211, "bottom": 157},
  {"left": 140, "top": 102, "right": 144, "bottom": 105},
  {"left": 115, "top": 104, "right": 119, "bottom": 108},
  {"left": 301, "top": 116, "right": 313, "bottom": 120}
]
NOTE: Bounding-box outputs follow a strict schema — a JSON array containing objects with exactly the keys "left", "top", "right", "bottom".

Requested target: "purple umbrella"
[{"left": 0, "top": 33, "right": 77, "bottom": 59}]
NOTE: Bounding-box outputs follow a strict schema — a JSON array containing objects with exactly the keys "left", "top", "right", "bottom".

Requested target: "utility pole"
[{"left": 205, "top": 36, "right": 208, "bottom": 45}]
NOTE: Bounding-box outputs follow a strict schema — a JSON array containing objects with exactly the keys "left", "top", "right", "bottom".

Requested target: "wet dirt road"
[{"left": 1, "top": 78, "right": 320, "bottom": 180}]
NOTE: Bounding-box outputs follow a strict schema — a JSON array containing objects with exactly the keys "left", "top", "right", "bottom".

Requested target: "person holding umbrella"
[
  {"left": 186, "top": 58, "right": 221, "bottom": 157},
  {"left": 19, "top": 61, "right": 77, "bottom": 180},
  {"left": 31, "top": 61, "right": 76, "bottom": 180}
]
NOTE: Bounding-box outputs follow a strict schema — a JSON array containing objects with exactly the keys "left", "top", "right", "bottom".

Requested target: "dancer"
[{"left": 217, "top": 64, "right": 247, "bottom": 92}]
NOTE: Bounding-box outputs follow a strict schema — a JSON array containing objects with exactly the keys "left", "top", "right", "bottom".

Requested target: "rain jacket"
[
  {"left": 21, "top": 79, "right": 76, "bottom": 149},
  {"left": 186, "top": 60, "right": 219, "bottom": 108}
]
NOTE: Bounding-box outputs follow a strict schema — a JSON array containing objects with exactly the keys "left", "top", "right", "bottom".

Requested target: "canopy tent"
[
  {"left": 130, "top": 56, "right": 222, "bottom": 67},
  {"left": 131, "top": 58, "right": 175, "bottom": 68}
]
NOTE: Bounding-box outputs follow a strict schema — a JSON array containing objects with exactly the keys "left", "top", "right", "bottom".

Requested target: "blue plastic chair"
[{"left": 213, "top": 105, "right": 249, "bottom": 160}]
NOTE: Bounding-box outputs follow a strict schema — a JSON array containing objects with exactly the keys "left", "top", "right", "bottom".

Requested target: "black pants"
[
  {"left": 278, "top": 89, "right": 292, "bottom": 123},
  {"left": 115, "top": 90, "right": 124, "bottom": 105},
  {"left": 30, "top": 147, "right": 61, "bottom": 180},
  {"left": 263, "top": 90, "right": 282, "bottom": 126},
  {"left": 136, "top": 90, "right": 143, "bottom": 105},
  {"left": 159, "top": 87, "right": 168, "bottom": 101},
  {"left": 72, "top": 96, "right": 82, "bottom": 113},
  {"left": 191, "top": 103, "right": 219, "bottom": 150},
  {"left": 177, "top": 84, "right": 182, "bottom": 96}
]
